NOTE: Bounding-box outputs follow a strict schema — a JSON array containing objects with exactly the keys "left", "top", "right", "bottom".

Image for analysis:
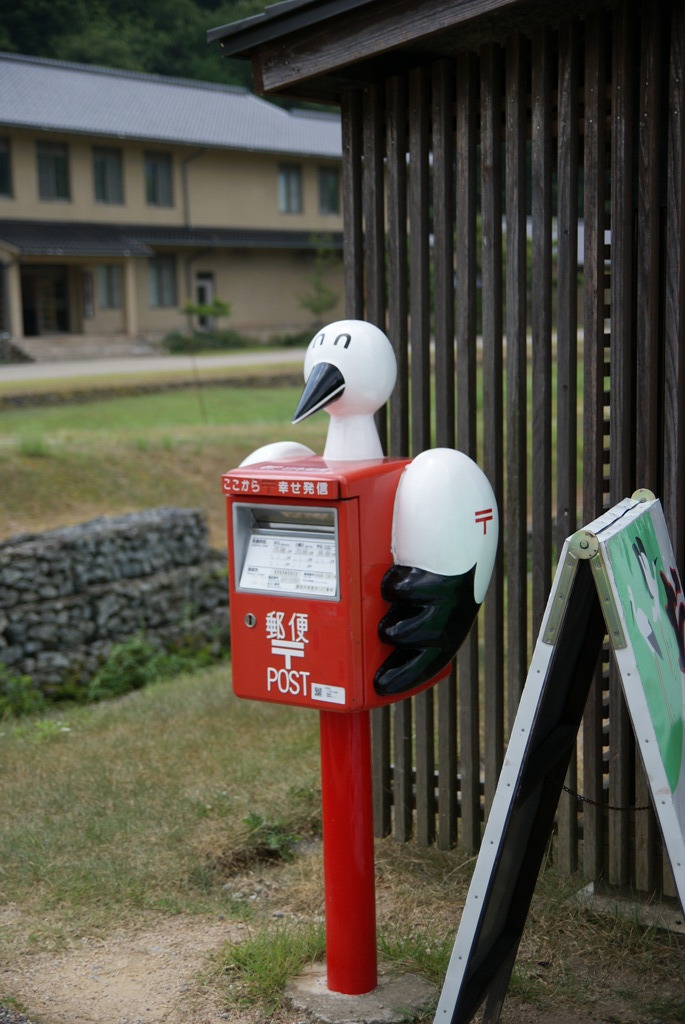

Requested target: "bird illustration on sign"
[{"left": 610, "top": 520, "right": 685, "bottom": 793}]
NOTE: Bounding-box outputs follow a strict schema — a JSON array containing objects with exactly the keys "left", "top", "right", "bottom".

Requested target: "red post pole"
[{"left": 318, "top": 708, "right": 378, "bottom": 995}]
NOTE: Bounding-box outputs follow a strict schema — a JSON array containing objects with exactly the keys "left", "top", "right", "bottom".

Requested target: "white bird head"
[{"left": 292, "top": 320, "right": 397, "bottom": 460}]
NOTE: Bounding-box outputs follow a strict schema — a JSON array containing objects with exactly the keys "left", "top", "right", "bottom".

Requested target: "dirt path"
[
  {"left": 1, "top": 916, "right": 249, "bottom": 1024},
  {"left": 2, "top": 913, "right": 681, "bottom": 1024}
]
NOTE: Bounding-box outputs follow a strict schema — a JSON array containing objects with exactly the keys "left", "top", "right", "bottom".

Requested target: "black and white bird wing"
[
  {"left": 375, "top": 448, "right": 499, "bottom": 697},
  {"left": 239, "top": 440, "right": 315, "bottom": 467}
]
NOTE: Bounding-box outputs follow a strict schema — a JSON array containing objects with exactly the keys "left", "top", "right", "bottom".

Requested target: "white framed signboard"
[{"left": 435, "top": 493, "right": 685, "bottom": 1024}]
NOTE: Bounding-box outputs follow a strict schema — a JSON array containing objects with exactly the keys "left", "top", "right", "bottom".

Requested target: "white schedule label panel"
[{"left": 239, "top": 531, "right": 339, "bottom": 598}]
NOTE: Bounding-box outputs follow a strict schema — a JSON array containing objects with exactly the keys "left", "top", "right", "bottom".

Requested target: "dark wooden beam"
[{"left": 231, "top": 0, "right": 531, "bottom": 96}]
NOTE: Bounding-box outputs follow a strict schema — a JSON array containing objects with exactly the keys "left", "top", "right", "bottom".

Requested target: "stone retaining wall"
[{"left": 0, "top": 508, "right": 229, "bottom": 694}]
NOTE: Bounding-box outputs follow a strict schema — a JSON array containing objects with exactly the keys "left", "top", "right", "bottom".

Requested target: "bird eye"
[{"left": 334, "top": 333, "right": 352, "bottom": 348}]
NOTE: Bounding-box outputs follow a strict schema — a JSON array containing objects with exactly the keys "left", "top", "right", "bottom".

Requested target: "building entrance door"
[
  {"left": 21, "top": 266, "right": 70, "bottom": 335},
  {"left": 195, "top": 271, "right": 214, "bottom": 330}
]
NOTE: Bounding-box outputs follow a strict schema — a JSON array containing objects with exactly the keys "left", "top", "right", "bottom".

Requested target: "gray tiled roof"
[
  {"left": 0, "top": 220, "right": 343, "bottom": 257},
  {"left": 0, "top": 220, "right": 154, "bottom": 257},
  {"left": 0, "top": 52, "right": 341, "bottom": 158},
  {"left": 209, "top": 0, "right": 368, "bottom": 51}
]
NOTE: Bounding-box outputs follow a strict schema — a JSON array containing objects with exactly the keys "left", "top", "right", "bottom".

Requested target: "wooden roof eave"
[{"left": 209, "top": 0, "right": 535, "bottom": 102}]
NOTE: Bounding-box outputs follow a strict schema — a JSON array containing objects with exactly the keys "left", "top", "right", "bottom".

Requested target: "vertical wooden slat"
[
  {"left": 431, "top": 58, "right": 459, "bottom": 850},
  {"left": 504, "top": 33, "right": 529, "bottom": 733},
  {"left": 607, "top": 0, "right": 636, "bottom": 890},
  {"left": 341, "top": 90, "right": 364, "bottom": 317},
  {"left": 409, "top": 65, "right": 432, "bottom": 455},
  {"left": 455, "top": 55, "right": 479, "bottom": 461},
  {"left": 610, "top": 3, "right": 636, "bottom": 502},
  {"left": 635, "top": 3, "right": 664, "bottom": 495},
  {"left": 664, "top": 0, "right": 685, "bottom": 560},
  {"left": 455, "top": 51, "right": 481, "bottom": 851},
  {"left": 530, "top": 26, "right": 553, "bottom": 640},
  {"left": 408, "top": 65, "right": 436, "bottom": 846},
  {"left": 660, "top": 0, "right": 684, "bottom": 900},
  {"left": 362, "top": 84, "right": 386, "bottom": 330},
  {"left": 634, "top": 1, "right": 665, "bottom": 896},
  {"left": 363, "top": 83, "right": 389, "bottom": 454},
  {"left": 663, "top": 0, "right": 685, "bottom": 558},
  {"left": 555, "top": 18, "right": 580, "bottom": 875},
  {"left": 356, "top": 83, "right": 393, "bottom": 839},
  {"left": 480, "top": 43, "right": 505, "bottom": 813},
  {"left": 385, "top": 75, "right": 413, "bottom": 842},
  {"left": 437, "top": 669, "right": 457, "bottom": 850},
  {"left": 582, "top": 11, "right": 609, "bottom": 883},
  {"left": 392, "top": 702, "right": 413, "bottom": 842},
  {"left": 433, "top": 59, "right": 456, "bottom": 450},
  {"left": 386, "top": 75, "right": 410, "bottom": 460},
  {"left": 556, "top": 20, "right": 580, "bottom": 549}
]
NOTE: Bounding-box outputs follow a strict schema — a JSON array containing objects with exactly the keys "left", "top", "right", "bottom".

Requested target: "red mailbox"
[
  {"left": 223, "top": 454, "right": 449, "bottom": 713},
  {"left": 220, "top": 319, "right": 498, "bottom": 998}
]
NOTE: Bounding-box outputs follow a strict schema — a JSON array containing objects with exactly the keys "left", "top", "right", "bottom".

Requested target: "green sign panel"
[
  {"left": 601, "top": 499, "right": 685, "bottom": 837},
  {"left": 606, "top": 511, "right": 684, "bottom": 793}
]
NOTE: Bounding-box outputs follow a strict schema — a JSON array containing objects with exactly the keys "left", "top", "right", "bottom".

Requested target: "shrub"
[
  {"left": 0, "top": 666, "right": 46, "bottom": 719},
  {"left": 266, "top": 330, "right": 311, "bottom": 347},
  {"left": 163, "top": 328, "right": 311, "bottom": 354},
  {"left": 87, "top": 634, "right": 227, "bottom": 703},
  {"left": 0, "top": 635, "right": 228, "bottom": 717},
  {"left": 181, "top": 297, "right": 231, "bottom": 325},
  {"left": 87, "top": 635, "right": 160, "bottom": 701},
  {"left": 162, "top": 329, "right": 257, "bottom": 354},
  {"left": 298, "top": 232, "right": 342, "bottom": 329}
]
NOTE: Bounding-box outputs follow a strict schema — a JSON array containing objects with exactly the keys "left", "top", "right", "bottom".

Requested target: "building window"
[
  {"left": 82, "top": 272, "right": 94, "bottom": 319},
  {"left": 93, "top": 147, "right": 123, "bottom": 204},
  {"left": 37, "top": 142, "right": 70, "bottom": 200},
  {"left": 0, "top": 138, "right": 12, "bottom": 197},
  {"left": 149, "top": 256, "right": 177, "bottom": 307},
  {"left": 318, "top": 167, "right": 340, "bottom": 215},
  {"left": 97, "top": 265, "right": 122, "bottom": 310},
  {"left": 145, "top": 152, "right": 173, "bottom": 207},
  {"left": 278, "top": 163, "right": 302, "bottom": 213}
]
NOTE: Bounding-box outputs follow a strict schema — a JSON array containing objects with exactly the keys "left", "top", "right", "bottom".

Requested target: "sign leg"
[{"left": 480, "top": 947, "right": 517, "bottom": 1024}]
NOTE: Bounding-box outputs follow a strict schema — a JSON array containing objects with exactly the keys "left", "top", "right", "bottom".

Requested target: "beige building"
[{"left": 0, "top": 52, "right": 344, "bottom": 354}]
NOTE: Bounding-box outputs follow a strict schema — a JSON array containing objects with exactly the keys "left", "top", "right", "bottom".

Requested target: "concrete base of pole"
[{"left": 285, "top": 963, "right": 437, "bottom": 1024}]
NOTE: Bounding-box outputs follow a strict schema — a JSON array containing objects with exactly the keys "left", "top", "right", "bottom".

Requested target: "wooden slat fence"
[{"left": 340, "top": 0, "right": 685, "bottom": 899}]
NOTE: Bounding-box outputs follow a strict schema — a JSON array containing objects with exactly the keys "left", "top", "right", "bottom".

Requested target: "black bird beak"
[{"left": 292, "top": 362, "right": 345, "bottom": 424}]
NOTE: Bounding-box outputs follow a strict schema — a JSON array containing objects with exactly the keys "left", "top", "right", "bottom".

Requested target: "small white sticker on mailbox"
[{"left": 311, "top": 683, "right": 346, "bottom": 705}]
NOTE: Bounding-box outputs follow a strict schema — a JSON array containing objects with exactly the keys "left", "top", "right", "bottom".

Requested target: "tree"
[
  {"left": 181, "top": 296, "right": 231, "bottom": 331},
  {"left": 299, "top": 234, "right": 342, "bottom": 329},
  {"left": 1, "top": 0, "right": 266, "bottom": 86}
]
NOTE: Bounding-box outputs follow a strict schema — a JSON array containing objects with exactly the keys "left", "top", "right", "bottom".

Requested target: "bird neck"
[{"left": 323, "top": 413, "right": 384, "bottom": 460}]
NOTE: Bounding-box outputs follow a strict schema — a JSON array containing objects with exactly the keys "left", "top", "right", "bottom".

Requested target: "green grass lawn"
[
  {"left": 1, "top": 384, "right": 302, "bottom": 436},
  {"left": 0, "top": 384, "right": 327, "bottom": 545},
  {"left": 0, "top": 666, "right": 320, "bottom": 948},
  {"left": 1, "top": 375, "right": 684, "bottom": 1023},
  {"left": 2, "top": 668, "right": 683, "bottom": 1022},
  {"left": 0, "top": 357, "right": 303, "bottom": 397}
]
